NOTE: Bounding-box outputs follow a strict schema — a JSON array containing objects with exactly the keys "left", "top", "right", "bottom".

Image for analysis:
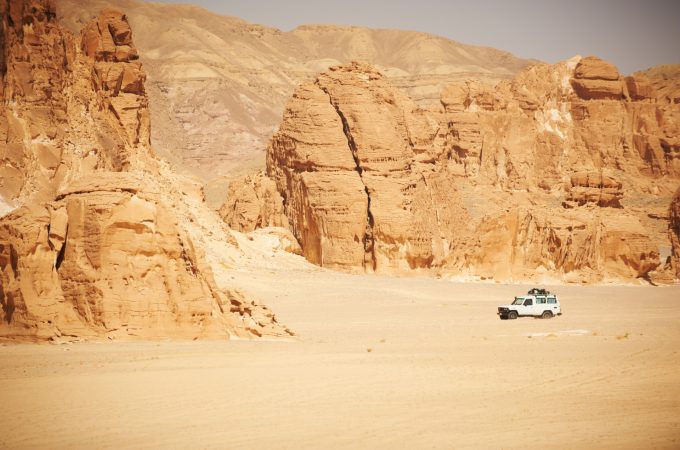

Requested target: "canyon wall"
[
  {"left": 670, "top": 188, "right": 680, "bottom": 279},
  {"left": 0, "top": 0, "right": 291, "bottom": 341},
  {"left": 260, "top": 58, "right": 680, "bottom": 283}
]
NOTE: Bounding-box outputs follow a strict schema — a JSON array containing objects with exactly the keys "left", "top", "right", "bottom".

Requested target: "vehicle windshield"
[{"left": 512, "top": 297, "right": 525, "bottom": 305}]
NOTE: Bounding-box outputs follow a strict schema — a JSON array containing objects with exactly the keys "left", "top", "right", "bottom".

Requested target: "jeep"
[{"left": 498, "top": 289, "right": 561, "bottom": 320}]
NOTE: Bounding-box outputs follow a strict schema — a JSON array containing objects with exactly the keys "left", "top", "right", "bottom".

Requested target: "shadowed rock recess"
[
  {"left": 0, "top": 0, "right": 292, "bottom": 341},
  {"left": 255, "top": 59, "right": 680, "bottom": 283},
  {"left": 671, "top": 187, "right": 680, "bottom": 279}
]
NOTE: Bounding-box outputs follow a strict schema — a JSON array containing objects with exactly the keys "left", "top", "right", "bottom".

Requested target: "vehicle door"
[
  {"left": 535, "top": 296, "right": 547, "bottom": 316},
  {"left": 520, "top": 296, "right": 534, "bottom": 316},
  {"left": 547, "top": 296, "right": 560, "bottom": 314}
]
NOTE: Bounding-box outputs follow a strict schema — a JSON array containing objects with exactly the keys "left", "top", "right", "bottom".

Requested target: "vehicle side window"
[
  {"left": 548, "top": 298, "right": 556, "bottom": 304},
  {"left": 523, "top": 299, "right": 532, "bottom": 306},
  {"left": 537, "top": 297, "right": 546, "bottom": 304}
]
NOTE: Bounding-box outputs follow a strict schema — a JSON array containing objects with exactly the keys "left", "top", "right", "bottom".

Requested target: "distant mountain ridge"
[{"left": 58, "top": 0, "right": 536, "bottom": 204}]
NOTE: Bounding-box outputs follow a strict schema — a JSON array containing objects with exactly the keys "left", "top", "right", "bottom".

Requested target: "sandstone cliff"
[
  {"left": 670, "top": 187, "right": 680, "bottom": 279},
  {"left": 261, "top": 59, "right": 680, "bottom": 283},
  {"left": 0, "top": 1, "right": 291, "bottom": 341}
]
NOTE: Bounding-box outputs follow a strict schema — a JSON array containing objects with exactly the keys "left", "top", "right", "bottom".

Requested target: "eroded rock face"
[
  {"left": 81, "top": 8, "right": 149, "bottom": 147},
  {"left": 267, "top": 62, "right": 466, "bottom": 271},
  {"left": 219, "top": 171, "right": 289, "bottom": 233},
  {"left": 1, "top": 176, "right": 281, "bottom": 340},
  {"left": 0, "top": 0, "right": 291, "bottom": 341},
  {"left": 571, "top": 56, "right": 624, "bottom": 100},
  {"left": 0, "top": 0, "right": 68, "bottom": 203},
  {"left": 261, "top": 59, "right": 680, "bottom": 283},
  {"left": 564, "top": 172, "right": 623, "bottom": 208},
  {"left": 670, "top": 187, "right": 680, "bottom": 279},
  {"left": 465, "top": 209, "right": 659, "bottom": 282},
  {"left": 58, "top": 0, "right": 534, "bottom": 194}
]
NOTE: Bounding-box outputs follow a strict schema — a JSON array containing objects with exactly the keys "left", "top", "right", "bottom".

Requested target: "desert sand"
[{"left": 2, "top": 269, "right": 679, "bottom": 449}]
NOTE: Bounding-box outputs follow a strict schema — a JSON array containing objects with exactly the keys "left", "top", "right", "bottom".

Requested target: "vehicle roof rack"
[{"left": 527, "top": 288, "right": 550, "bottom": 295}]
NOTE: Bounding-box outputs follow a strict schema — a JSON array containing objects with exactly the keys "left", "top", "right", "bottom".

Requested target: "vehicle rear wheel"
[
  {"left": 541, "top": 311, "right": 553, "bottom": 319},
  {"left": 507, "top": 311, "right": 518, "bottom": 320}
]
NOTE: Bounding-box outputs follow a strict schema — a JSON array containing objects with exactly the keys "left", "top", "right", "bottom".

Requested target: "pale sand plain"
[{"left": 1, "top": 269, "right": 679, "bottom": 449}]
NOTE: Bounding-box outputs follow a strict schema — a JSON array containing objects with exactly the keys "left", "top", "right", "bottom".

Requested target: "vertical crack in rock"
[
  {"left": 421, "top": 173, "right": 442, "bottom": 239},
  {"left": 55, "top": 239, "right": 67, "bottom": 271},
  {"left": 316, "top": 81, "right": 376, "bottom": 271}
]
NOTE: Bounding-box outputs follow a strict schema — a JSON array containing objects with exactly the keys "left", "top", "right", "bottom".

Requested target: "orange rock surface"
[
  {"left": 0, "top": 0, "right": 291, "bottom": 341},
  {"left": 266, "top": 62, "right": 465, "bottom": 271},
  {"left": 219, "top": 171, "right": 289, "bottom": 233},
  {"left": 262, "top": 58, "right": 680, "bottom": 283},
  {"left": 670, "top": 187, "right": 680, "bottom": 279}
]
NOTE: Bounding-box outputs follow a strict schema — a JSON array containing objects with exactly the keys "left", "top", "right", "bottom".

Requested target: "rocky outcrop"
[
  {"left": 570, "top": 56, "right": 624, "bottom": 100},
  {"left": 670, "top": 187, "right": 680, "bottom": 279},
  {"left": 219, "top": 171, "right": 289, "bottom": 233},
  {"left": 564, "top": 172, "right": 623, "bottom": 208},
  {"left": 267, "top": 62, "right": 466, "bottom": 271},
  {"left": 81, "top": 8, "right": 149, "bottom": 147},
  {"left": 636, "top": 65, "right": 680, "bottom": 177},
  {"left": 0, "top": 0, "right": 68, "bottom": 204},
  {"left": 638, "top": 65, "right": 680, "bottom": 105},
  {"left": 465, "top": 209, "right": 659, "bottom": 282},
  {"left": 1, "top": 175, "right": 284, "bottom": 340},
  {"left": 260, "top": 59, "right": 680, "bottom": 283},
  {"left": 0, "top": 1, "right": 291, "bottom": 341},
  {"left": 58, "top": 0, "right": 534, "bottom": 202}
]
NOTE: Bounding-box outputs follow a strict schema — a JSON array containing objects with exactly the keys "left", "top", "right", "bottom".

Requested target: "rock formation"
[
  {"left": 670, "top": 187, "right": 680, "bottom": 279},
  {"left": 57, "top": 0, "right": 535, "bottom": 208},
  {"left": 219, "top": 171, "right": 289, "bottom": 233},
  {"left": 563, "top": 172, "right": 623, "bottom": 208},
  {"left": 570, "top": 56, "right": 624, "bottom": 100},
  {"left": 266, "top": 62, "right": 467, "bottom": 271},
  {"left": 80, "top": 8, "right": 149, "bottom": 147},
  {"left": 0, "top": 0, "right": 291, "bottom": 341},
  {"left": 261, "top": 58, "right": 680, "bottom": 283}
]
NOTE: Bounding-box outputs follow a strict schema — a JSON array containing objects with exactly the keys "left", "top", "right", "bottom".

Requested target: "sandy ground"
[{"left": 1, "top": 270, "right": 679, "bottom": 449}]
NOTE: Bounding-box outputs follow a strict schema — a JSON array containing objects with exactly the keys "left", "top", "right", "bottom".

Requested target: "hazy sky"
[{"left": 153, "top": 0, "right": 679, "bottom": 74}]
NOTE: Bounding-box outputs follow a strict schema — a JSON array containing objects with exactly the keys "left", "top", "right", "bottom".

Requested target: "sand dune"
[{"left": 2, "top": 271, "right": 679, "bottom": 449}]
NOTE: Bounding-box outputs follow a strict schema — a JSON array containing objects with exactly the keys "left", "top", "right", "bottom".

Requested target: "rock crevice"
[{"left": 316, "top": 80, "right": 376, "bottom": 270}]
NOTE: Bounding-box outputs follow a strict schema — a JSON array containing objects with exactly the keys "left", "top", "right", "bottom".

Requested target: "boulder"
[
  {"left": 219, "top": 171, "right": 289, "bottom": 233},
  {"left": 571, "top": 56, "right": 624, "bottom": 100}
]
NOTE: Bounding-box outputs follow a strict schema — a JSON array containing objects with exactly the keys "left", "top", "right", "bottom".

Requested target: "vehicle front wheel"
[
  {"left": 541, "top": 311, "right": 553, "bottom": 319},
  {"left": 507, "top": 311, "right": 518, "bottom": 320}
]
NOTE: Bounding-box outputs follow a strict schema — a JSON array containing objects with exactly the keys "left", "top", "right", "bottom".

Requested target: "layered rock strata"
[
  {"left": 267, "top": 62, "right": 466, "bottom": 271},
  {"left": 563, "top": 172, "right": 623, "bottom": 208},
  {"left": 670, "top": 188, "right": 680, "bottom": 279},
  {"left": 261, "top": 58, "right": 680, "bottom": 283},
  {"left": 0, "top": 1, "right": 291, "bottom": 341},
  {"left": 219, "top": 171, "right": 289, "bottom": 233}
]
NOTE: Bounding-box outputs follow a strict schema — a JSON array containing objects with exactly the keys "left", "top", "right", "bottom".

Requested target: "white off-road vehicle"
[{"left": 498, "top": 288, "right": 561, "bottom": 320}]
